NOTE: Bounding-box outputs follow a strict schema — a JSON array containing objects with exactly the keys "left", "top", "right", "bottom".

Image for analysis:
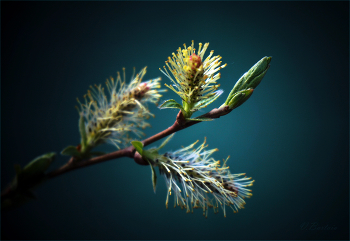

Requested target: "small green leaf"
[
  {"left": 61, "top": 146, "right": 81, "bottom": 157},
  {"left": 193, "top": 90, "right": 223, "bottom": 109},
  {"left": 245, "top": 66, "right": 270, "bottom": 90},
  {"left": 157, "top": 133, "right": 175, "bottom": 151},
  {"left": 4, "top": 153, "right": 55, "bottom": 210},
  {"left": 227, "top": 89, "right": 254, "bottom": 110},
  {"left": 22, "top": 152, "right": 56, "bottom": 177},
  {"left": 145, "top": 159, "right": 157, "bottom": 193},
  {"left": 228, "top": 56, "right": 271, "bottom": 99},
  {"left": 142, "top": 148, "right": 159, "bottom": 161},
  {"left": 79, "top": 115, "right": 87, "bottom": 149},
  {"left": 131, "top": 141, "right": 144, "bottom": 156},
  {"left": 186, "top": 117, "right": 213, "bottom": 122},
  {"left": 245, "top": 56, "right": 271, "bottom": 89},
  {"left": 159, "top": 99, "right": 184, "bottom": 110}
]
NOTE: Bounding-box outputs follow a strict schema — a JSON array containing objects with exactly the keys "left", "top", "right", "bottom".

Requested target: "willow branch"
[
  {"left": 1, "top": 105, "right": 232, "bottom": 200},
  {"left": 46, "top": 105, "right": 231, "bottom": 178}
]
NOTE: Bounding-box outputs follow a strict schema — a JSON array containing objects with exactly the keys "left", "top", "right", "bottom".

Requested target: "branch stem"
[
  {"left": 47, "top": 105, "right": 231, "bottom": 178},
  {"left": 1, "top": 105, "right": 231, "bottom": 200}
]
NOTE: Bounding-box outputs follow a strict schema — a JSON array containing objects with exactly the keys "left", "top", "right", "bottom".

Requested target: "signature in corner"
[{"left": 300, "top": 222, "right": 337, "bottom": 231}]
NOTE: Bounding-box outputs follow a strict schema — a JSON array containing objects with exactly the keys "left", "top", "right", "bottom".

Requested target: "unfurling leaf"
[
  {"left": 2, "top": 152, "right": 56, "bottom": 210},
  {"left": 226, "top": 89, "right": 254, "bottom": 110},
  {"left": 131, "top": 141, "right": 144, "bottom": 156},
  {"left": 159, "top": 99, "right": 184, "bottom": 110},
  {"left": 221, "top": 57, "right": 271, "bottom": 110},
  {"left": 229, "top": 57, "right": 271, "bottom": 97},
  {"left": 61, "top": 146, "right": 81, "bottom": 157},
  {"left": 193, "top": 90, "right": 223, "bottom": 110},
  {"left": 22, "top": 152, "right": 56, "bottom": 177},
  {"left": 146, "top": 159, "right": 157, "bottom": 193},
  {"left": 15, "top": 152, "right": 56, "bottom": 189},
  {"left": 157, "top": 133, "right": 175, "bottom": 151}
]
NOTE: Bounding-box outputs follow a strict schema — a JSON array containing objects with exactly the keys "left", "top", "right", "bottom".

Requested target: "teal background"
[{"left": 1, "top": 1, "right": 348, "bottom": 240}]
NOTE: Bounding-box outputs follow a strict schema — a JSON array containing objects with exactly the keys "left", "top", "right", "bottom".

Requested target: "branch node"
[
  {"left": 133, "top": 151, "right": 148, "bottom": 165},
  {"left": 176, "top": 110, "right": 186, "bottom": 127}
]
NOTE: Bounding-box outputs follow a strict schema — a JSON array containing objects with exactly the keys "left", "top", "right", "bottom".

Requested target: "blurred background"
[{"left": 1, "top": 1, "right": 348, "bottom": 240}]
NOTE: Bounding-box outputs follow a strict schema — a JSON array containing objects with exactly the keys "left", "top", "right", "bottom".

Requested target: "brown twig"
[
  {"left": 1, "top": 106, "right": 232, "bottom": 200},
  {"left": 52, "top": 106, "right": 232, "bottom": 175},
  {"left": 46, "top": 105, "right": 231, "bottom": 178}
]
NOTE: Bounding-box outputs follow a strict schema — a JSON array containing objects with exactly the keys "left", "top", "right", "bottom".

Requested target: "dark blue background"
[{"left": 1, "top": 1, "right": 348, "bottom": 240}]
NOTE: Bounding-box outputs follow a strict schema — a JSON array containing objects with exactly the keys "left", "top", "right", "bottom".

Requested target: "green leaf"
[
  {"left": 157, "top": 133, "right": 175, "bottom": 151},
  {"left": 228, "top": 57, "right": 271, "bottom": 98},
  {"left": 227, "top": 89, "right": 254, "bottom": 110},
  {"left": 61, "top": 146, "right": 81, "bottom": 157},
  {"left": 186, "top": 117, "right": 213, "bottom": 122},
  {"left": 159, "top": 99, "right": 184, "bottom": 110},
  {"left": 11, "top": 153, "right": 56, "bottom": 190},
  {"left": 131, "top": 141, "right": 144, "bottom": 156},
  {"left": 79, "top": 115, "right": 87, "bottom": 149},
  {"left": 193, "top": 90, "right": 223, "bottom": 109},
  {"left": 245, "top": 65, "right": 270, "bottom": 90},
  {"left": 4, "top": 153, "right": 55, "bottom": 210},
  {"left": 22, "top": 152, "right": 56, "bottom": 177},
  {"left": 142, "top": 148, "right": 159, "bottom": 161},
  {"left": 145, "top": 159, "right": 157, "bottom": 193}
]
